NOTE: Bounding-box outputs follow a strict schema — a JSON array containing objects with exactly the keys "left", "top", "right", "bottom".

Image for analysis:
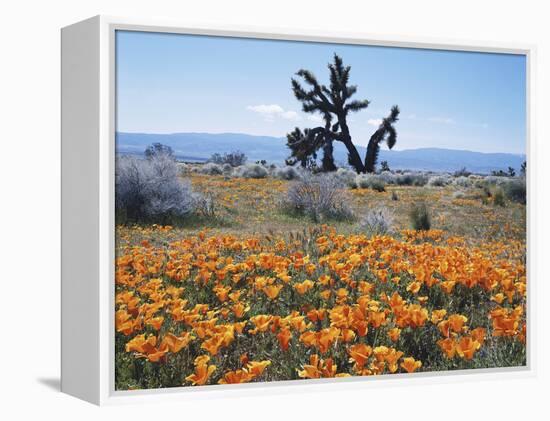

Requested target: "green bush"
[
  {"left": 409, "top": 203, "right": 431, "bottom": 230},
  {"left": 493, "top": 188, "right": 506, "bottom": 207},
  {"left": 370, "top": 179, "right": 386, "bottom": 192},
  {"left": 503, "top": 179, "right": 526, "bottom": 204}
]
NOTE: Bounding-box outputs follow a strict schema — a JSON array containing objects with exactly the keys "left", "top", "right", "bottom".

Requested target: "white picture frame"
[{"left": 61, "top": 15, "right": 536, "bottom": 406}]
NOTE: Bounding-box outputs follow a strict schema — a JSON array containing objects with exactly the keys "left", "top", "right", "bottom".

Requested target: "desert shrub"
[
  {"left": 222, "top": 163, "right": 234, "bottom": 175},
  {"left": 177, "top": 163, "right": 189, "bottom": 176},
  {"left": 396, "top": 172, "right": 428, "bottom": 186},
  {"left": 453, "top": 167, "right": 471, "bottom": 177},
  {"left": 355, "top": 174, "right": 371, "bottom": 189},
  {"left": 377, "top": 171, "right": 397, "bottom": 184},
  {"left": 209, "top": 150, "right": 247, "bottom": 167},
  {"left": 409, "top": 203, "right": 431, "bottom": 230},
  {"left": 395, "top": 173, "right": 414, "bottom": 186},
  {"left": 493, "top": 187, "right": 506, "bottom": 207},
  {"left": 453, "top": 176, "right": 473, "bottom": 188},
  {"left": 274, "top": 165, "right": 301, "bottom": 181},
  {"left": 452, "top": 190, "right": 466, "bottom": 199},
  {"left": 234, "top": 163, "right": 268, "bottom": 179},
  {"left": 380, "top": 160, "right": 391, "bottom": 172},
  {"left": 360, "top": 207, "right": 394, "bottom": 236},
  {"left": 335, "top": 168, "right": 358, "bottom": 188},
  {"left": 370, "top": 178, "right": 386, "bottom": 192},
  {"left": 116, "top": 155, "right": 196, "bottom": 223},
  {"left": 503, "top": 179, "right": 526, "bottom": 204},
  {"left": 192, "top": 193, "right": 216, "bottom": 218},
  {"left": 428, "top": 175, "right": 451, "bottom": 187},
  {"left": 200, "top": 162, "right": 224, "bottom": 175},
  {"left": 412, "top": 174, "right": 429, "bottom": 186},
  {"left": 355, "top": 174, "right": 386, "bottom": 191},
  {"left": 282, "top": 174, "right": 354, "bottom": 222},
  {"left": 484, "top": 175, "right": 508, "bottom": 186},
  {"left": 144, "top": 142, "right": 174, "bottom": 160}
]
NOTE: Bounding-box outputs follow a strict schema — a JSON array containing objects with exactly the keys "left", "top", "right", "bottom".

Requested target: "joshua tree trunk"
[
  {"left": 364, "top": 106, "right": 400, "bottom": 173},
  {"left": 364, "top": 138, "right": 379, "bottom": 173},
  {"left": 321, "top": 141, "right": 337, "bottom": 172},
  {"left": 339, "top": 119, "right": 366, "bottom": 173}
]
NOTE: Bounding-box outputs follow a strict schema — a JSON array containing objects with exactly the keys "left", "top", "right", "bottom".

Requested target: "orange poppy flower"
[
  {"left": 293, "top": 280, "right": 315, "bottom": 295},
  {"left": 185, "top": 355, "right": 216, "bottom": 386},
  {"left": 218, "top": 369, "right": 253, "bottom": 384},
  {"left": 348, "top": 343, "right": 372, "bottom": 368},
  {"left": 400, "top": 357, "right": 422, "bottom": 373},
  {"left": 437, "top": 337, "right": 456, "bottom": 358},
  {"left": 277, "top": 327, "right": 292, "bottom": 351},
  {"left": 263, "top": 284, "right": 283, "bottom": 300},
  {"left": 246, "top": 360, "right": 271, "bottom": 377},
  {"left": 388, "top": 327, "right": 401, "bottom": 342},
  {"left": 447, "top": 314, "right": 468, "bottom": 333},
  {"left": 146, "top": 316, "right": 164, "bottom": 331},
  {"left": 456, "top": 336, "right": 481, "bottom": 360},
  {"left": 161, "top": 332, "right": 194, "bottom": 353}
]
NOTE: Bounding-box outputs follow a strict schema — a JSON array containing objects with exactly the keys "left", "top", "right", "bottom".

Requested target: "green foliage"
[
  {"left": 493, "top": 188, "right": 506, "bottom": 207},
  {"left": 209, "top": 150, "right": 247, "bottom": 167},
  {"left": 144, "top": 142, "right": 174, "bottom": 160},
  {"left": 370, "top": 179, "right": 386, "bottom": 192},
  {"left": 503, "top": 179, "right": 526, "bottom": 204},
  {"left": 409, "top": 203, "right": 431, "bottom": 230},
  {"left": 453, "top": 167, "right": 471, "bottom": 177}
]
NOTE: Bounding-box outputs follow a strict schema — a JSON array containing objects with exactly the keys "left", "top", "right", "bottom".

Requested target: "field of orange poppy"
[{"left": 115, "top": 175, "right": 526, "bottom": 390}]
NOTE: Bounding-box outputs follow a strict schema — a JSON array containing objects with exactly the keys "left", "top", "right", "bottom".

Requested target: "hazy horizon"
[{"left": 116, "top": 130, "right": 526, "bottom": 156}]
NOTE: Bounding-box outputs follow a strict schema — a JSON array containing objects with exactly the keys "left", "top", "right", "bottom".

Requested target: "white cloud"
[
  {"left": 246, "top": 104, "right": 284, "bottom": 114},
  {"left": 367, "top": 118, "right": 383, "bottom": 126},
  {"left": 246, "top": 104, "right": 301, "bottom": 121},
  {"left": 427, "top": 116, "right": 455, "bottom": 124},
  {"left": 281, "top": 111, "right": 301, "bottom": 121}
]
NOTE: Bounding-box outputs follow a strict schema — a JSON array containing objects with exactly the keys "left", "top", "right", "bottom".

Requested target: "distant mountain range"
[{"left": 116, "top": 132, "right": 525, "bottom": 174}]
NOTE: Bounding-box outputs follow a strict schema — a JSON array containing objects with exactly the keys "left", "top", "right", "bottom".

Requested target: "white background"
[{"left": 1, "top": 0, "right": 548, "bottom": 419}]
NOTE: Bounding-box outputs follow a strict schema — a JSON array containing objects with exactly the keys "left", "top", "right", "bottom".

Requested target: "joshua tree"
[{"left": 287, "top": 54, "right": 399, "bottom": 173}]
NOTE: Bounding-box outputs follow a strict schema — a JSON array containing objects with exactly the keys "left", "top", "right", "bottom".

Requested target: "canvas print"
[{"left": 114, "top": 30, "right": 527, "bottom": 390}]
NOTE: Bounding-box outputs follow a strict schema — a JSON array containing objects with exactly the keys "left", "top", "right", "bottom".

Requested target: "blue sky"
[{"left": 116, "top": 30, "right": 526, "bottom": 154}]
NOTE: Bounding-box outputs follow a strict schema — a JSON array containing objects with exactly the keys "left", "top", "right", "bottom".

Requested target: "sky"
[{"left": 116, "top": 30, "right": 526, "bottom": 154}]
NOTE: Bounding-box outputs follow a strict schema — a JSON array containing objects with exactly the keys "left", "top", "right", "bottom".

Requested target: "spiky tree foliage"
[
  {"left": 286, "top": 127, "right": 322, "bottom": 167},
  {"left": 287, "top": 54, "right": 399, "bottom": 173},
  {"left": 364, "top": 106, "right": 400, "bottom": 173}
]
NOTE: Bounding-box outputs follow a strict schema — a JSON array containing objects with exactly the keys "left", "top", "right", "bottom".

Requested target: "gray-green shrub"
[
  {"left": 282, "top": 174, "right": 354, "bottom": 222},
  {"left": 503, "top": 179, "right": 526, "bottom": 204},
  {"left": 234, "top": 163, "right": 268, "bottom": 179},
  {"left": 360, "top": 207, "right": 394, "bottom": 236},
  {"left": 116, "top": 155, "right": 196, "bottom": 223},
  {"left": 409, "top": 203, "right": 431, "bottom": 230}
]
